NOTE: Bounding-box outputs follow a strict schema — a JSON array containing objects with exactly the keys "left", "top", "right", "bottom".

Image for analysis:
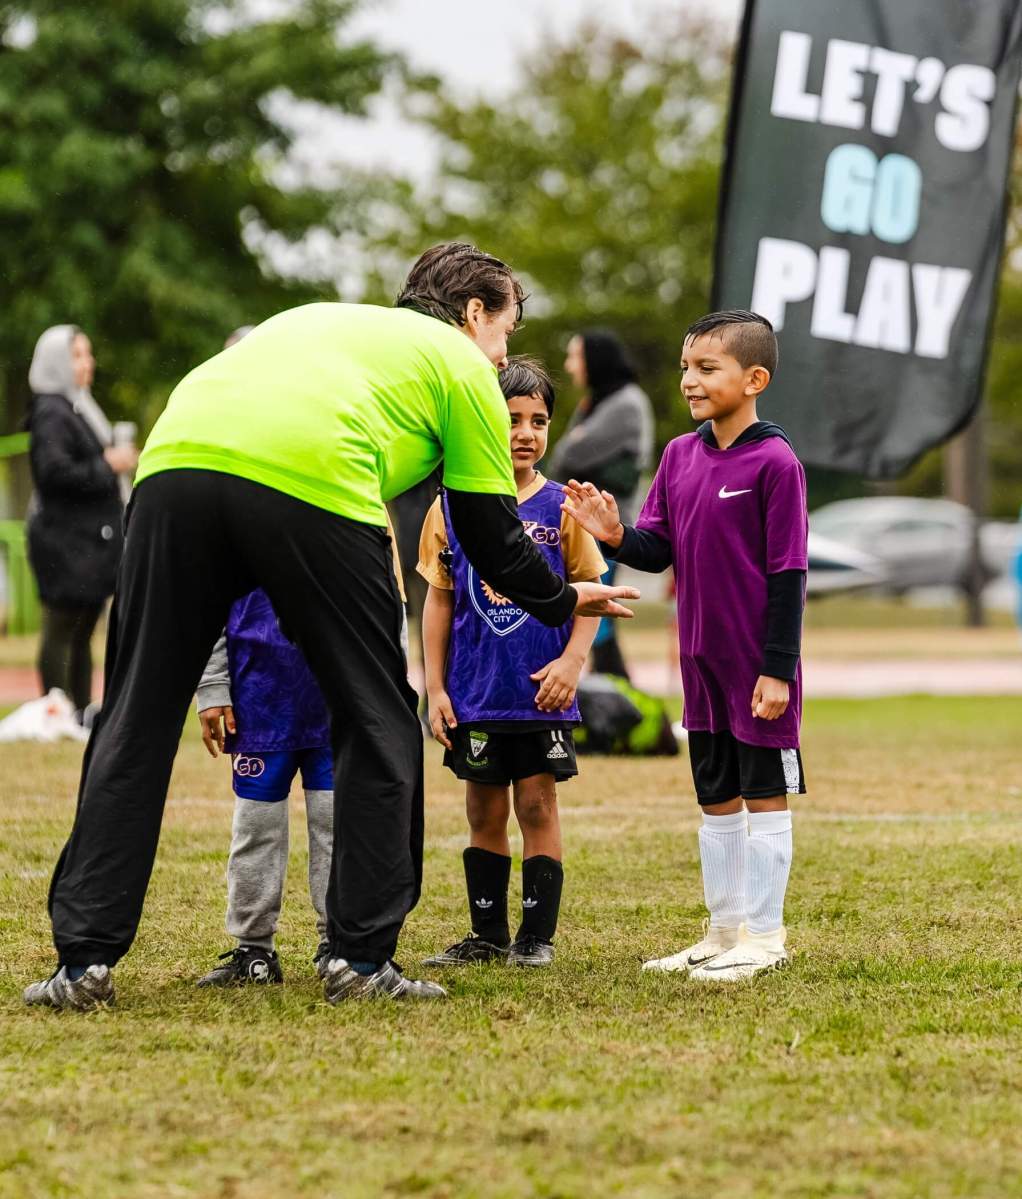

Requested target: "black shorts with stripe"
[
  {"left": 687, "top": 729, "right": 806, "bottom": 805},
  {"left": 444, "top": 724, "right": 578, "bottom": 786}
]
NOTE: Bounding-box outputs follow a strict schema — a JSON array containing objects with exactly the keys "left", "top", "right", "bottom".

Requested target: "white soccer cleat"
[
  {"left": 688, "top": 924, "right": 788, "bottom": 982},
  {"left": 641, "top": 922, "right": 739, "bottom": 974}
]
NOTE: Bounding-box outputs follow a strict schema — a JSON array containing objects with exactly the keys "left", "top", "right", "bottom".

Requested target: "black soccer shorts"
[
  {"left": 444, "top": 724, "right": 578, "bottom": 785},
  {"left": 687, "top": 729, "right": 806, "bottom": 805}
]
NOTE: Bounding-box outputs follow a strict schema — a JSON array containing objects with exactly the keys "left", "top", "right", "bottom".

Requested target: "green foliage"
[
  {"left": 359, "top": 18, "right": 729, "bottom": 452},
  {"left": 362, "top": 16, "right": 1022, "bottom": 516},
  {"left": 0, "top": 0, "right": 395, "bottom": 433}
]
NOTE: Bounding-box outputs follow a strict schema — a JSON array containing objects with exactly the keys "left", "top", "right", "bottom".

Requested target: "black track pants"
[{"left": 48, "top": 470, "right": 422, "bottom": 967}]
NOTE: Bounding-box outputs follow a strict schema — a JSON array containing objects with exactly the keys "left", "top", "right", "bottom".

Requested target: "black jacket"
[{"left": 26, "top": 393, "right": 124, "bottom": 608}]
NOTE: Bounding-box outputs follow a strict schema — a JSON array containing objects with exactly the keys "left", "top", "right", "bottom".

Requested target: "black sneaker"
[
  {"left": 322, "top": 959, "right": 447, "bottom": 1003},
  {"left": 313, "top": 939, "right": 331, "bottom": 979},
  {"left": 509, "top": 937, "right": 555, "bottom": 967},
  {"left": 196, "top": 945, "right": 283, "bottom": 987},
  {"left": 423, "top": 935, "right": 510, "bottom": 967}
]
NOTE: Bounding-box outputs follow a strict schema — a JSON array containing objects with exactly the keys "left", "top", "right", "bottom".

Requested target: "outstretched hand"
[
  {"left": 561, "top": 480, "right": 623, "bottom": 546},
  {"left": 571, "top": 579, "right": 639, "bottom": 618}
]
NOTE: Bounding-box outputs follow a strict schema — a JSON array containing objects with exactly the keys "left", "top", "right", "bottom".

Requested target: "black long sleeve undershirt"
[
  {"left": 605, "top": 525, "right": 805, "bottom": 681},
  {"left": 446, "top": 489, "right": 576, "bottom": 628},
  {"left": 760, "top": 569, "right": 805, "bottom": 682}
]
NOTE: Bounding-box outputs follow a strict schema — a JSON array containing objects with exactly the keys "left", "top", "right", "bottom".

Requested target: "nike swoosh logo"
[{"left": 718, "top": 486, "right": 752, "bottom": 499}]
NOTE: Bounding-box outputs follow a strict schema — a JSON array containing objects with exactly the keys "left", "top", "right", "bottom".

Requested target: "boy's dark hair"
[
  {"left": 684, "top": 309, "right": 778, "bottom": 377},
  {"left": 396, "top": 242, "right": 527, "bottom": 327},
  {"left": 498, "top": 355, "right": 555, "bottom": 417}
]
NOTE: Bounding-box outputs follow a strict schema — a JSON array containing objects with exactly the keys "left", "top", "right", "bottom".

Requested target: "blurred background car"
[
  {"left": 809, "top": 497, "right": 1018, "bottom": 596},
  {"left": 806, "top": 532, "right": 886, "bottom": 595}
]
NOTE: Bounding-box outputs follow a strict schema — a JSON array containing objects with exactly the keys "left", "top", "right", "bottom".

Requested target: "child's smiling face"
[
  {"left": 507, "top": 392, "right": 550, "bottom": 474},
  {"left": 680, "top": 332, "right": 758, "bottom": 424}
]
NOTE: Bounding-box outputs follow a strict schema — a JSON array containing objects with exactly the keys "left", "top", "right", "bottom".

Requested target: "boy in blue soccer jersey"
[
  {"left": 418, "top": 358, "right": 606, "bottom": 967},
  {"left": 194, "top": 541, "right": 407, "bottom": 987}
]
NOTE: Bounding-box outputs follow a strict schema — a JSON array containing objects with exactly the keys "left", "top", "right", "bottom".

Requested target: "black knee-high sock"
[
  {"left": 463, "top": 847, "right": 511, "bottom": 945},
  {"left": 517, "top": 855, "right": 564, "bottom": 943}
]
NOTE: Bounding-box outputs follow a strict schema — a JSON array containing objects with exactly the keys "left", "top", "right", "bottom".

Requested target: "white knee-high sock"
[
  {"left": 745, "top": 810, "right": 793, "bottom": 934},
  {"left": 698, "top": 810, "right": 748, "bottom": 930}
]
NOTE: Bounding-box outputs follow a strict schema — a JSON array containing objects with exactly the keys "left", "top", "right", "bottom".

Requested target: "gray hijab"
[{"left": 29, "top": 324, "right": 112, "bottom": 447}]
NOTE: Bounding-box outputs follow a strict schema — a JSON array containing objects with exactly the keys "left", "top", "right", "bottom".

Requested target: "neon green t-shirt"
[{"left": 135, "top": 303, "right": 516, "bottom": 525}]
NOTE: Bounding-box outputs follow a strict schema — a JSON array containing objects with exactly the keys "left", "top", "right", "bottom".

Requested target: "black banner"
[{"left": 713, "top": 1, "right": 1022, "bottom": 478}]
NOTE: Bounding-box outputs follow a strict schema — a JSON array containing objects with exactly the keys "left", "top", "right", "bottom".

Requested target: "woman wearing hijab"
[
  {"left": 25, "top": 326, "right": 137, "bottom": 719},
  {"left": 551, "top": 330, "right": 654, "bottom": 679}
]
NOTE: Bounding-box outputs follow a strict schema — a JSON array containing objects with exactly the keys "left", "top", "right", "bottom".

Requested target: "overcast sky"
[{"left": 282, "top": 0, "right": 743, "bottom": 181}]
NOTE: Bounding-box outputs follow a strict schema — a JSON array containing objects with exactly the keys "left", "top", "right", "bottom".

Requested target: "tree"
[
  {"left": 358, "top": 16, "right": 729, "bottom": 453},
  {"left": 0, "top": 0, "right": 396, "bottom": 444},
  {"left": 363, "top": 15, "right": 1022, "bottom": 518}
]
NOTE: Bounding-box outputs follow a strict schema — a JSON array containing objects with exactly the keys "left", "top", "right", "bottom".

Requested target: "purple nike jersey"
[
  {"left": 224, "top": 588, "right": 330, "bottom": 754},
  {"left": 442, "top": 483, "right": 579, "bottom": 725},
  {"left": 637, "top": 433, "right": 808, "bottom": 748}
]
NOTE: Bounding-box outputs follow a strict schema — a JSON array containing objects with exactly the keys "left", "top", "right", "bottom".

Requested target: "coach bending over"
[{"left": 25, "top": 243, "right": 638, "bottom": 1010}]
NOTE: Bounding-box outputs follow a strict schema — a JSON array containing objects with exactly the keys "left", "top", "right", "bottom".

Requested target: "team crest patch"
[
  {"left": 467, "top": 567, "right": 529, "bottom": 637},
  {"left": 469, "top": 731, "right": 489, "bottom": 759}
]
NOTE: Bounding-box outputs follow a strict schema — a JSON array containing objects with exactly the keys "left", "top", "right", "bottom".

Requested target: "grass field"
[{"left": 2, "top": 694, "right": 1021, "bottom": 1198}]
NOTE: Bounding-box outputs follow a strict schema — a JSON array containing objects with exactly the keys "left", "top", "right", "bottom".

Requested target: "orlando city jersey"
[
  {"left": 441, "top": 481, "right": 580, "bottom": 725},
  {"left": 224, "top": 588, "right": 330, "bottom": 754}
]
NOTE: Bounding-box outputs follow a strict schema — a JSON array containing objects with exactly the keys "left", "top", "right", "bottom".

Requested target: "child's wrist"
[{"left": 606, "top": 521, "right": 625, "bottom": 548}]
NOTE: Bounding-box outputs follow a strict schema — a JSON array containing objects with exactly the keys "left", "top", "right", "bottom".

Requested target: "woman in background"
[
  {"left": 551, "top": 330, "right": 654, "bottom": 679},
  {"left": 25, "top": 326, "right": 137, "bottom": 720}
]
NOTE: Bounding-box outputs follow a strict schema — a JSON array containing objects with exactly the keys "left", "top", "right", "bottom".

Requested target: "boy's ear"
[{"left": 745, "top": 365, "right": 771, "bottom": 396}]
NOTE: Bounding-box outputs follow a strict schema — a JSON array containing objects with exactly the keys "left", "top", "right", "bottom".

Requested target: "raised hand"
[{"left": 560, "top": 480, "right": 623, "bottom": 546}]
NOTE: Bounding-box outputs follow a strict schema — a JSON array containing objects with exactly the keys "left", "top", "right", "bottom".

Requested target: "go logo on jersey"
[
  {"left": 522, "top": 520, "right": 561, "bottom": 547},
  {"left": 233, "top": 755, "right": 266, "bottom": 778}
]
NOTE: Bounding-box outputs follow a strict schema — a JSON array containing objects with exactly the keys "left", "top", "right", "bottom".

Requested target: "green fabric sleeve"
[{"left": 439, "top": 367, "right": 515, "bottom": 496}]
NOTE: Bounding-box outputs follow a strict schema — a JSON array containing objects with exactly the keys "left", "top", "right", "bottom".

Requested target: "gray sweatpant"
[{"left": 225, "top": 789, "right": 333, "bottom": 950}]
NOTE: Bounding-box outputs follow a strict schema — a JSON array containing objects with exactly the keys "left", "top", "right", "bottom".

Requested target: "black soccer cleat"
[
  {"left": 196, "top": 945, "right": 283, "bottom": 987},
  {"left": 508, "top": 936, "right": 555, "bottom": 967},
  {"left": 423, "top": 934, "right": 511, "bottom": 967}
]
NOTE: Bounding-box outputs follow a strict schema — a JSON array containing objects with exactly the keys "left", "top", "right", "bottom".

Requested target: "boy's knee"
[
  {"left": 514, "top": 783, "right": 557, "bottom": 829},
  {"left": 466, "top": 789, "right": 510, "bottom": 834}
]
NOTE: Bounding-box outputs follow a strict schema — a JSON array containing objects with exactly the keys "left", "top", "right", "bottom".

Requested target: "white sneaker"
[
  {"left": 689, "top": 924, "right": 788, "bottom": 982},
  {"left": 641, "top": 922, "right": 740, "bottom": 974}
]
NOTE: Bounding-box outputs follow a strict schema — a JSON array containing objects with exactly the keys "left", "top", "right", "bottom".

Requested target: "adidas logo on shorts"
[{"left": 546, "top": 730, "right": 569, "bottom": 761}]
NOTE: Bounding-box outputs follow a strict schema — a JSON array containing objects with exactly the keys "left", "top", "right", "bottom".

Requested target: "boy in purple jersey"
[
  {"left": 418, "top": 358, "right": 606, "bottom": 968},
  {"left": 564, "top": 310, "right": 807, "bottom": 982}
]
